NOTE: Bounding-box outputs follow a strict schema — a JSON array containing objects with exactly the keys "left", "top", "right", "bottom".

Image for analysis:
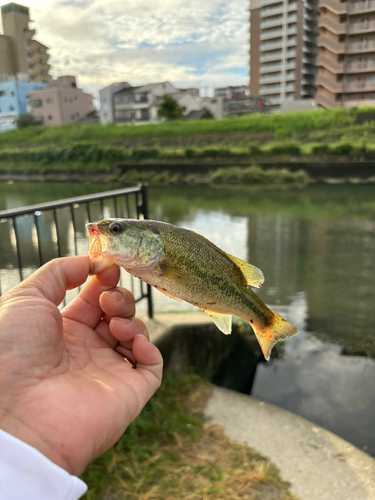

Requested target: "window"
[
  {"left": 33, "top": 99, "right": 43, "bottom": 107},
  {"left": 40, "top": 58, "right": 47, "bottom": 63},
  {"left": 41, "top": 69, "right": 48, "bottom": 74},
  {"left": 76, "top": 112, "right": 79, "bottom": 117},
  {"left": 74, "top": 96, "right": 77, "bottom": 100},
  {"left": 0, "top": 91, "right": 5, "bottom": 97},
  {"left": 48, "top": 115, "right": 52, "bottom": 120},
  {"left": 9, "top": 105, "right": 15, "bottom": 111},
  {"left": 46, "top": 97, "right": 54, "bottom": 104},
  {"left": 10, "top": 91, "right": 15, "bottom": 97},
  {"left": 64, "top": 98, "right": 67, "bottom": 103},
  {"left": 71, "top": 115, "right": 75, "bottom": 119}
]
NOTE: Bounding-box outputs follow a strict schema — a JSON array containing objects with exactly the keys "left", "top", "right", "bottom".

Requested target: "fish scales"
[
  {"left": 87, "top": 218, "right": 298, "bottom": 360},
  {"left": 143, "top": 221, "right": 270, "bottom": 322}
]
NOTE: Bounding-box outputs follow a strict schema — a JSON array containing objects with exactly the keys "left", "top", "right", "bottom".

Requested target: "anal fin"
[{"left": 205, "top": 311, "right": 232, "bottom": 335}]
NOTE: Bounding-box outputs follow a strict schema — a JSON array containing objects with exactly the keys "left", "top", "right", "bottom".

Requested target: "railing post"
[{"left": 138, "top": 184, "right": 153, "bottom": 319}]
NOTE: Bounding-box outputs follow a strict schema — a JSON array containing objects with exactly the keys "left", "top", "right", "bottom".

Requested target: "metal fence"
[{"left": 0, "top": 184, "right": 153, "bottom": 317}]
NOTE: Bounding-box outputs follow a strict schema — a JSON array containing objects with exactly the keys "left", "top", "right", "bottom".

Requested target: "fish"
[{"left": 87, "top": 218, "right": 298, "bottom": 360}]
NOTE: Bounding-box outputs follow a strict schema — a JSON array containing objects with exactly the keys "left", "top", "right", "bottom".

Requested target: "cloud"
[{"left": 19, "top": 0, "right": 249, "bottom": 95}]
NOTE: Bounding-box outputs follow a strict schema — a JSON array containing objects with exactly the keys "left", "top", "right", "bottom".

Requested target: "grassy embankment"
[
  {"left": 1, "top": 107, "right": 375, "bottom": 184},
  {"left": 81, "top": 375, "right": 296, "bottom": 500}
]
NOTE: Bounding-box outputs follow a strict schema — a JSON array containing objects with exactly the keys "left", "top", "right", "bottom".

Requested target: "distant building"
[
  {"left": 0, "top": 2, "right": 51, "bottom": 83},
  {"left": 29, "top": 76, "right": 95, "bottom": 126},
  {"left": 0, "top": 73, "right": 47, "bottom": 133},
  {"left": 214, "top": 85, "right": 248, "bottom": 98},
  {"left": 197, "top": 96, "right": 224, "bottom": 119},
  {"left": 99, "top": 81, "right": 202, "bottom": 125},
  {"left": 224, "top": 93, "right": 269, "bottom": 117},
  {"left": 249, "top": 0, "right": 319, "bottom": 111}
]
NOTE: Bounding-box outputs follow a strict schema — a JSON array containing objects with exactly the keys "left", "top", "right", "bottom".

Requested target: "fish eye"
[{"left": 109, "top": 222, "right": 124, "bottom": 235}]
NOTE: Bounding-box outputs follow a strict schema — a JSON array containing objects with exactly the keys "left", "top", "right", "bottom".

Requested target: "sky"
[{"left": 11, "top": 0, "right": 250, "bottom": 98}]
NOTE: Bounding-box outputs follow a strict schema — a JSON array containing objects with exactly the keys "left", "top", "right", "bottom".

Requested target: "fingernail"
[
  {"left": 112, "top": 317, "right": 133, "bottom": 325},
  {"left": 135, "top": 333, "right": 149, "bottom": 343},
  {"left": 106, "top": 289, "right": 123, "bottom": 301}
]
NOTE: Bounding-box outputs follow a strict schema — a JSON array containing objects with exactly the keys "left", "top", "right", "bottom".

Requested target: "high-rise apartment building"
[
  {"left": 0, "top": 2, "right": 51, "bottom": 83},
  {"left": 316, "top": 0, "right": 375, "bottom": 108},
  {"left": 249, "top": 0, "right": 319, "bottom": 110}
]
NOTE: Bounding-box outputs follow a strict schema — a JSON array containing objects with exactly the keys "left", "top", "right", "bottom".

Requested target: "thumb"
[{"left": 3, "top": 256, "right": 90, "bottom": 306}]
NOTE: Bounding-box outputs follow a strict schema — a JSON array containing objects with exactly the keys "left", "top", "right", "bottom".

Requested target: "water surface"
[{"left": 0, "top": 181, "right": 374, "bottom": 456}]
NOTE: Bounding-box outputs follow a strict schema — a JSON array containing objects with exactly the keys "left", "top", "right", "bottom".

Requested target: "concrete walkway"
[
  {"left": 205, "top": 387, "right": 375, "bottom": 500},
  {"left": 144, "top": 313, "right": 375, "bottom": 500}
]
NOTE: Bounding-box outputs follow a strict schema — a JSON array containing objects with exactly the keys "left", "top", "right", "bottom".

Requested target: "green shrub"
[
  {"left": 332, "top": 143, "right": 354, "bottom": 155},
  {"left": 210, "top": 165, "right": 311, "bottom": 185},
  {"left": 265, "top": 142, "right": 301, "bottom": 156},
  {"left": 131, "top": 148, "right": 159, "bottom": 160},
  {"left": 310, "top": 144, "right": 331, "bottom": 155}
]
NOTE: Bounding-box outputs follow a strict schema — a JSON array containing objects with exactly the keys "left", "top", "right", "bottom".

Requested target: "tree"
[
  {"left": 16, "top": 114, "right": 42, "bottom": 128},
  {"left": 158, "top": 95, "right": 185, "bottom": 120}
]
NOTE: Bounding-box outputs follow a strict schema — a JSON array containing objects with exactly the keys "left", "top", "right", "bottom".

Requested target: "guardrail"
[{"left": 0, "top": 184, "right": 153, "bottom": 317}]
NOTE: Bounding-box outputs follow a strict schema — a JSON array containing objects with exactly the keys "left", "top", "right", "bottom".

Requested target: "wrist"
[{"left": 0, "top": 411, "right": 75, "bottom": 475}]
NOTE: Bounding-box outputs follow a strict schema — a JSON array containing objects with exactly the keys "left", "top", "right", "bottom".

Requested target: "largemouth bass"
[{"left": 87, "top": 218, "right": 298, "bottom": 360}]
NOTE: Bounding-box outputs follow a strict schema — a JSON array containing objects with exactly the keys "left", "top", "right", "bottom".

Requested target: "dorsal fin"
[{"left": 226, "top": 254, "right": 264, "bottom": 288}]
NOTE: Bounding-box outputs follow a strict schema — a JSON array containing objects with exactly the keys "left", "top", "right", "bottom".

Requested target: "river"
[{"left": 0, "top": 181, "right": 374, "bottom": 456}]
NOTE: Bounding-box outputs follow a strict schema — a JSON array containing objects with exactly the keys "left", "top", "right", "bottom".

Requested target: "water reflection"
[{"left": 0, "top": 182, "right": 374, "bottom": 455}]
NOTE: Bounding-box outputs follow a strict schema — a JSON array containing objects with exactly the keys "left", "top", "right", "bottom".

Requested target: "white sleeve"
[{"left": 0, "top": 429, "right": 88, "bottom": 500}]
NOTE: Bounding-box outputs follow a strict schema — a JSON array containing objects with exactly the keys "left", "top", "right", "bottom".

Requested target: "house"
[
  {"left": 99, "top": 81, "right": 202, "bottom": 125},
  {"left": 29, "top": 76, "right": 95, "bottom": 126},
  {"left": 0, "top": 73, "right": 48, "bottom": 133}
]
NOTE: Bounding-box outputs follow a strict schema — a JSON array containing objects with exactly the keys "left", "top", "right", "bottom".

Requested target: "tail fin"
[{"left": 251, "top": 311, "right": 298, "bottom": 361}]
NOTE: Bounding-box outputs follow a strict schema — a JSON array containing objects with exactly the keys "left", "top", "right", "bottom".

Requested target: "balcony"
[
  {"left": 286, "top": 83, "right": 296, "bottom": 91},
  {"left": 344, "top": 80, "right": 375, "bottom": 92},
  {"left": 319, "top": 0, "right": 347, "bottom": 15},
  {"left": 288, "top": 14, "right": 298, "bottom": 23},
  {"left": 261, "top": 5, "right": 283, "bottom": 18},
  {"left": 261, "top": 29, "right": 283, "bottom": 40},
  {"left": 287, "top": 48, "right": 297, "bottom": 57},
  {"left": 260, "top": 74, "right": 282, "bottom": 84},
  {"left": 261, "top": 40, "right": 283, "bottom": 51},
  {"left": 286, "top": 72, "right": 296, "bottom": 80},
  {"left": 348, "top": 20, "right": 375, "bottom": 33},
  {"left": 318, "top": 17, "right": 346, "bottom": 34},
  {"left": 286, "top": 61, "right": 297, "bottom": 69},
  {"left": 346, "top": 60, "right": 375, "bottom": 72},
  {"left": 260, "top": 63, "right": 282, "bottom": 73},
  {"left": 287, "top": 36, "right": 297, "bottom": 46},
  {"left": 348, "top": 0, "right": 375, "bottom": 14},
  {"left": 317, "top": 35, "right": 345, "bottom": 53},
  {"left": 261, "top": 0, "right": 282, "bottom": 6},
  {"left": 347, "top": 40, "right": 375, "bottom": 53},
  {"left": 261, "top": 17, "right": 283, "bottom": 29},
  {"left": 315, "top": 93, "right": 340, "bottom": 108},
  {"left": 288, "top": 2, "right": 297, "bottom": 11},
  {"left": 316, "top": 74, "right": 343, "bottom": 92},
  {"left": 316, "top": 54, "right": 344, "bottom": 73},
  {"left": 260, "top": 51, "right": 282, "bottom": 62},
  {"left": 260, "top": 85, "right": 281, "bottom": 95},
  {"left": 24, "top": 28, "right": 35, "bottom": 41}
]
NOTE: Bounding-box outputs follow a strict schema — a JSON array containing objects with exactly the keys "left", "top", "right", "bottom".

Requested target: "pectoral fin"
[
  {"left": 226, "top": 254, "right": 264, "bottom": 288},
  {"left": 205, "top": 311, "right": 232, "bottom": 335}
]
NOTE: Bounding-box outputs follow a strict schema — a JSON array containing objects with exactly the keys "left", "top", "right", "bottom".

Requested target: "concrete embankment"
[{"left": 145, "top": 313, "right": 375, "bottom": 500}]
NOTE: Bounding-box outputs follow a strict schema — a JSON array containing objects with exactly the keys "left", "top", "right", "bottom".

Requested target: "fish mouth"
[{"left": 86, "top": 223, "right": 113, "bottom": 274}]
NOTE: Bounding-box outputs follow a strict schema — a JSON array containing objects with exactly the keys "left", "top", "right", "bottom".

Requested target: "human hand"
[{"left": 0, "top": 256, "right": 163, "bottom": 476}]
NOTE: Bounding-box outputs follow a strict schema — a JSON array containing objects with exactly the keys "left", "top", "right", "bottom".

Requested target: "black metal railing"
[{"left": 0, "top": 184, "right": 153, "bottom": 317}]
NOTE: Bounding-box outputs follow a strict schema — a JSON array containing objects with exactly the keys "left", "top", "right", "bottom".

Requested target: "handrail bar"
[{"left": 0, "top": 186, "right": 143, "bottom": 219}]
